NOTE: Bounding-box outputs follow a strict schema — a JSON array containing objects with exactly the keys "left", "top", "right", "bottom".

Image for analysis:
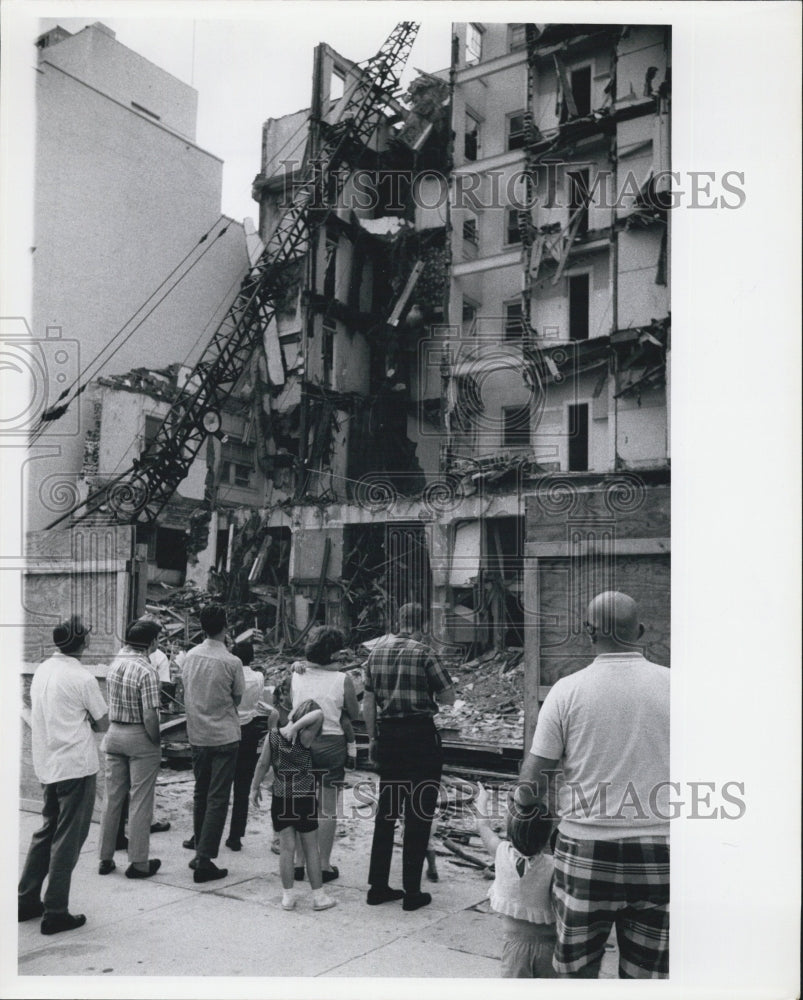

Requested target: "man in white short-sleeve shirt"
[
  {"left": 18, "top": 616, "right": 109, "bottom": 934},
  {"left": 518, "top": 591, "right": 670, "bottom": 980}
]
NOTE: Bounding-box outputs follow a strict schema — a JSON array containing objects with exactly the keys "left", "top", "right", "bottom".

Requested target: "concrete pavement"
[{"left": 16, "top": 771, "right": 618, "bottom": 980}]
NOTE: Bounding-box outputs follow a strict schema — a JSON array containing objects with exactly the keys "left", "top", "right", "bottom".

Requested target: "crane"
[{"left": 49, "top": 22, "right": 420, "bottom": 529}]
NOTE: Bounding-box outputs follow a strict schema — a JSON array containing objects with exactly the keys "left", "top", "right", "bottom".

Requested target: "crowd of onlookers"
[{"left": 19, "top": 592, "right": 668, "bottom": 979}]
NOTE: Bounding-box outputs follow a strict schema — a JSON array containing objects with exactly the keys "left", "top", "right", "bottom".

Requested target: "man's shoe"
[
  {"left": 115, "top": 835, "right": 128, "bottom": 851},
  {"left": 150, "top": 821, "right": 171, "bottom": 834},
  {"left": 366, "top": 886, "right": 404, "bottom": 905},
  {"left": 188, "top": 858, "right": 200, "bottom": 870},
  {"left": 98, "top": 860, "right": 116, "bottom": 876},
  {"left": 41, "top": 912, "right": 86, "bottom": 935},
  {"left": 402, "top": 891, "right": 432, "bottom": 912},
  {"left": 125, "top": 859, "right": 161, "bottom": 879},
  {"left": 321, "top": 865, "right": 339, "bottom": 883},
  {"left": 18, "top": 899, "right": 44, "bottom": 922},
  {"left": 225, "top": 836, "right": 242, "bottom": 852},
  {"left": 193, "top": 862, "right": 228, "bottom": 883},
  {"left": 182, "top": 836, "right": 196, "bottom": 850}
]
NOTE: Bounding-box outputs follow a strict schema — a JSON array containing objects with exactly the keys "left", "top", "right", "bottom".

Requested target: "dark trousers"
[
  {"left": 18, "top": 774, "right": 96, "bottom": 915},
  {"left": 228, "top": 719, "right": 264, "bottom": 840},
  {"left": 368, "top": 719, "right": 443, "bottom": 895},
  {"left": 191, "top": 741, "right": 239, "bottom": 860}
]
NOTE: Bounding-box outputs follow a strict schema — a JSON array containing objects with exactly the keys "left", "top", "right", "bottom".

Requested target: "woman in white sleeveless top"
[{"left": 291, "top": 626, "right": 360, "bottom": 881}]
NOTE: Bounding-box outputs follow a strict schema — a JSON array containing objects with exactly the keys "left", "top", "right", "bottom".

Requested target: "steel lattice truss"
[{"left": 60, "top": 22, "right": 419, "bottom": 528}]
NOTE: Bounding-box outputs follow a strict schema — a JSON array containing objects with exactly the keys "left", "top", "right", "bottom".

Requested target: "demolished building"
[{"left": 29, "top": 21, "right": 670, "bottom": 748}]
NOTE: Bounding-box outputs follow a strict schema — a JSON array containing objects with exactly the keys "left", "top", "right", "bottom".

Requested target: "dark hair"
[
  {"left": 231, "top": 640, "right": 254, "bottom": 666},
  {"left": 398, "top": 602, "right": 423, "bottom": 633},
  {"left": 53, "top": 615, "right": 90, "bottom": 655},
  {"left": 199, "top": 604, "right": 227, "bottom": 636},
  {"left": 304, "top": 625, "right": 345, "bottom": 665},
  {"left": 125, "top": 619, "right": 161, "bottom": 650},
  {"left": 506, "top": 798, "right": 553, "bottom": 858}
]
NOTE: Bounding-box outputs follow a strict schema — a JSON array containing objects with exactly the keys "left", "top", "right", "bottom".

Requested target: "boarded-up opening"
[{"left": 568, "top": 403, "right": 589, "bottom": 470}]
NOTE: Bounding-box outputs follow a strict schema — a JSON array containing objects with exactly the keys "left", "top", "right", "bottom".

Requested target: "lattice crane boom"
[{"left": 52, "top": 22, "right": 419, "bottom": 529}]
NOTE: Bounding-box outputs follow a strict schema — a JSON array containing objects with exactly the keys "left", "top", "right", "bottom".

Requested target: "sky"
[{"left": 35, "top": 9, "right": 454, "bottom": 224}]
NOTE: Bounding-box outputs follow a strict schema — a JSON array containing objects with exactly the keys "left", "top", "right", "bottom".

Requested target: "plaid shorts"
[{"left": 552, "top": 832, "right": 669, "bottom": 978}]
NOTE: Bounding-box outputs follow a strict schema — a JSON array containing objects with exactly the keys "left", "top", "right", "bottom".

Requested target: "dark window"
[
  {"left": 505, "top": 208, "right": 522, "bottom": 246},
  {"left": 569, "top": 273, "right": 590, "bottom": 341},
  {"left": 462, "top": 300, "right": 477, "bottom": 336},
  {"left": 141, "top": 415, "right": 162, "bottom": 458},
  {"left": 568, "top": 403, "right": 589, "bottom": 471},
  {"left": 503, "top": 405, "right": 530, "bottom": 447},
  {"left": 323, "top": 318, "right": 335, "bottom": 386},
  {"left": 507, "top": 112, "right": 526, "bottom": 151},
  {"left": 323, "top": 234, "right": 337, "bottom": 299},
  {"left": 504, "top": 301, "right": 524, "bottom": 339},
  {"left": 568, "top": 170, "right": 590, "bottom": 236},
  {"left": 154, "top": 527, "right": 187, "bottom": 571},
  {"left": 463, "top": 213, "right": 478, "bottom": 244},
  {"left": 464, "top": 114, "right": 480, "bottom": 161},
  {"left": 571, "top": 66, "right": 592, "bottom": 117}
]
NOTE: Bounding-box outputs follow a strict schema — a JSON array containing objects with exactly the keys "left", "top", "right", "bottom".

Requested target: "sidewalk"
[{"left": 17, "top": 771, "right": 618, "bottom": 979}]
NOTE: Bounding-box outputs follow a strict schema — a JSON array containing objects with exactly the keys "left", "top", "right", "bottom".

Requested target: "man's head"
[
  {"left": 231, "top": 640, "right": 254, "bottom": 666},
  {"left": 125, "top": 619, "right": 161, "bottom": 652},
  {"left": 585, "top": 591, "right": 644, "bottom": 650},
  {"left": 398, "top": 603, "right": 424, "bottom": 635},
  {"left": 53, "top": 615, "right": 91, "bottom": 656},
  {"left": 199, "top": 604, "right": 227, "bottom": 638},
  {"left": 304, "top": 625, "right": 345, "bottom": 665}
]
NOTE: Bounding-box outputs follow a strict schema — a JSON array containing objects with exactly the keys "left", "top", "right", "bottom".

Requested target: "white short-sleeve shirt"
[{"left": 30, "top": 652, "right": 108, "bottom": 784}]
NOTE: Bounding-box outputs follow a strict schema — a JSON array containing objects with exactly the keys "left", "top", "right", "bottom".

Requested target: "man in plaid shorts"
[
  {"left": 363, "top": 603, "right": 455, "bottom": 911},
  {"left": 518, "top": 591, "right": 670, "bottom": 978}
]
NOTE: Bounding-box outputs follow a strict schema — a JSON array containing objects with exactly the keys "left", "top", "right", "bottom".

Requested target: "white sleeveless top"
[
  {"left": 291, "top": 665, "right": 346, "bottom": 736},
  {"left": 488, "top": 843, "right": 555, "bottom": 925}
]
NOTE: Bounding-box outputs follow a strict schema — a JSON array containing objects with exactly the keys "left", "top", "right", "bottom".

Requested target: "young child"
[
  {"left": 250, "top": 698, "right": 337, "bottom": 912},
  {"left": 473, "top": 781, "right": 557, "bottom": 978}
]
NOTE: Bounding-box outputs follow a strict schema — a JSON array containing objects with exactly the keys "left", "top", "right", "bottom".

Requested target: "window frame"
[
  {"left": 508, "top": 23, "right": 527, "bottom": 53},
  {"left": 506, "top": 110, "right": 527, "bottom": 152},
  {"left": 466, "top": 23, "right": 484, "bottom": 65},
  {"left": 504, "top": 207, "right": 522, "bottom": 247},
  {"left": 464, "top": 109, "right": 481, "bottom": 162},
  {"left": 503, "top": 299, "right": 524, "bottom": 340}
]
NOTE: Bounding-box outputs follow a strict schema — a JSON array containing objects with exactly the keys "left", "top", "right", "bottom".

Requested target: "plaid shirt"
[
  {"left": 363, "top": 633, "right": 453, "bottom": 720},
  {"left": 106, "top": 647, "right": 161, "bottom": 723}
]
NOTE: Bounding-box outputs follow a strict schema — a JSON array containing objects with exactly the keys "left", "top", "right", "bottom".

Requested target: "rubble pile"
[{"left": 145, "top": 583, "right": 524, "bottom": 747}]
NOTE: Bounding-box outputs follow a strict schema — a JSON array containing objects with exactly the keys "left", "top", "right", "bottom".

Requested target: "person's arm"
[
  {"left": 250, "top": 737, "right": 273, "bottom": 807},
  {"left": 143, "top": 705, "right": 161, "bottom": 746},
  {"left": 342, "top": 674, "right": 360, "bottom": 722},
  {"left": 231, "top": 658, "right": 244, "bottom": 708},
  {"left": 517, "top": 753, "right": 560, "bottom": 805},
  {"left": 89, "top": 713, "right": 109, "bottom": 733},
  {"left": 363, "top": 691, "right": 378, "bottom": 765},
  {"left": 473, "top": 782, "right": 502, "bottom": 855},
  {"left": 280, "top": 708, "right": 324, "bottom": 747},
  {"left": 436, "top": 684, "right": 456, "bottom": 706}
]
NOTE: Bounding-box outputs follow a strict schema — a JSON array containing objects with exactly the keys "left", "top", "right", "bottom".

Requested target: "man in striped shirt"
[{"left": 97, "top": 620, "right": 163, "bottom": 879}]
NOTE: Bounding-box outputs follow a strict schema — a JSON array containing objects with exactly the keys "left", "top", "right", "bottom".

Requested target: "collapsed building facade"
[
  {"left": 27, "top": 21, "right": 670, "bottom": 745},
  {"left": 246, "top": 22, "right": 672, "bottom": 742}
]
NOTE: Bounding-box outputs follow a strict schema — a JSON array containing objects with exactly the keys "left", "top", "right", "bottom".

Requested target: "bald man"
[{"left": 518, "top": 591, "right": 669, "bottom": 979}]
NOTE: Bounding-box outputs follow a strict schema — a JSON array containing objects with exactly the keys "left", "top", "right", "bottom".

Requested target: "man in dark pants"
[
  {"left": 18, "top": 616, "right": 109, "bottom": 934},
  {"left": 363, "top": 603, "right": 455, "bottom": 911},
  {"left": 224, "top": 641, "right": 266, "bottom": 851},
  {"left": 181, "top": 605, "right": 244, "bottom": 883}
]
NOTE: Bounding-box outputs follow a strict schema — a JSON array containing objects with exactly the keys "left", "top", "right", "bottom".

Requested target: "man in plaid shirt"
[
  {"left": 363, "top": 603, "right": 455, "bottom": 911},
  {"left": 97, "top": 620, "right": 163, "bottom": 879}
]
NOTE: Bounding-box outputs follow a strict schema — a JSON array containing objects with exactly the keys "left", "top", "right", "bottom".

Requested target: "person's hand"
[
  {"left": 345, "top": 742, "right": 357, "bottom": 770},
  {"left": 279, "top": 722, "right": 296, "bottom": 743},
  {"left": 291, "top": 659, "right": 307, "bottom": 675},
  {"left": 474, "top": 781, "right": 491, "bottom": 820},
  {"left": 251, "top": 784, "right": 262, "bottom": 808}
]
